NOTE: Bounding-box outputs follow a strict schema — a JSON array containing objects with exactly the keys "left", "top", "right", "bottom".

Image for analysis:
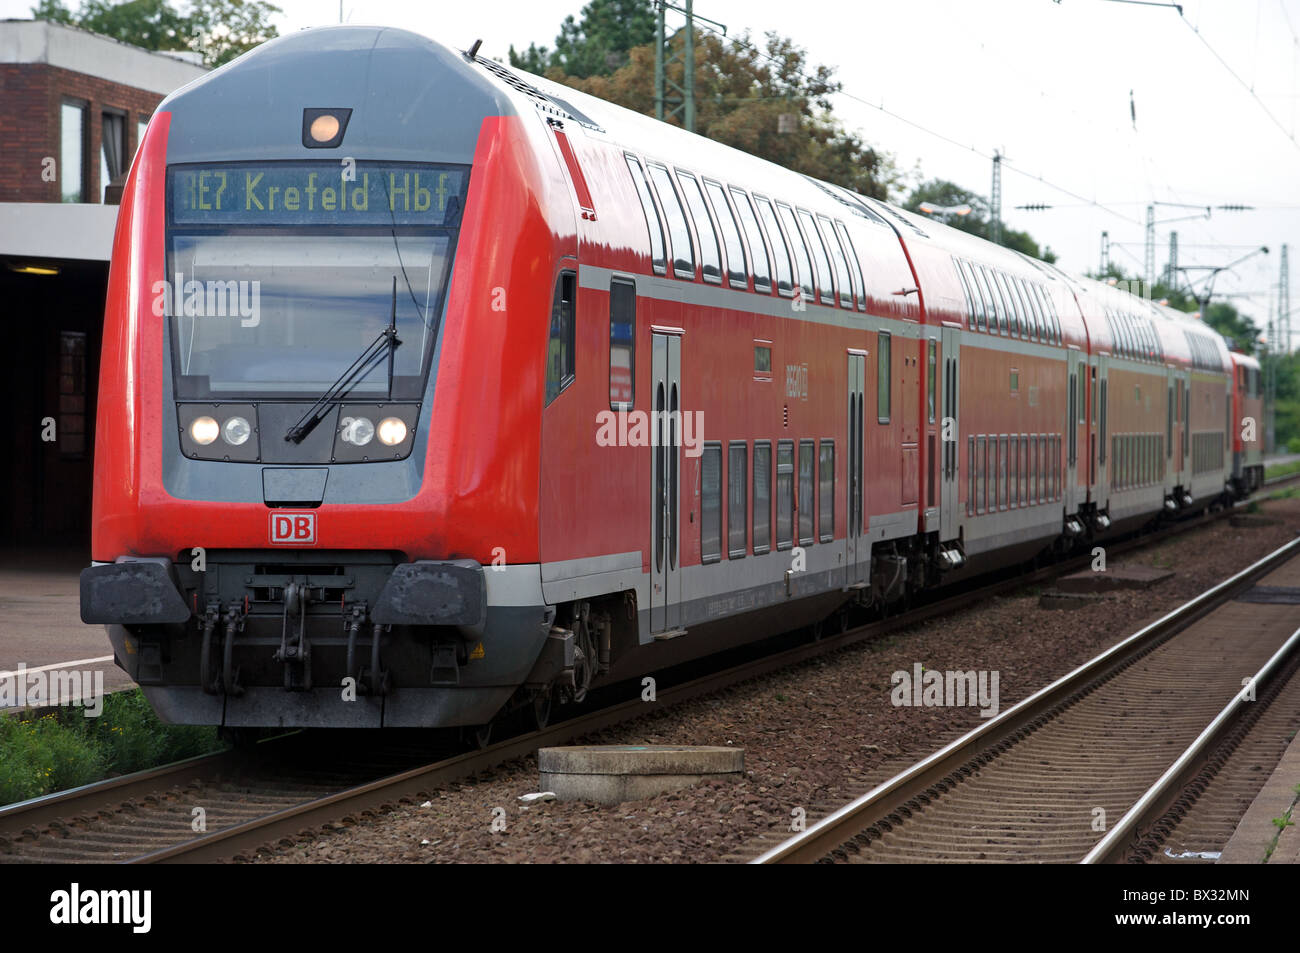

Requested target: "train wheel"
[{"left": 528, "top": 690, "right": 553, "bottom": 732}]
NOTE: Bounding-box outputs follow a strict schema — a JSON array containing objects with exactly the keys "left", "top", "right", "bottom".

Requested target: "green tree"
[
  {"left": 521, "top": 23, "right": 899, "bottom": 199},
  {"left": 510, "top": 0, "right": 657, "bottom": 79},
  {"left": 31, "top": 0, "right": 280, "bottom": 66},
  {"left": 904, "top": 178, "right": 1056, "bottom": 263},
  {"left": 189, "top": 0, "right": 281, "bottom": 67}
]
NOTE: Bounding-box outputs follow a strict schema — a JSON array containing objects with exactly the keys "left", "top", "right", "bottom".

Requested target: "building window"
[
  {"left": 545, "top": 271, "right": 576, "bottom": 405},
  {"left": 60, "top": 101, "right": 86, "bottom": 203},
  {"left": 101, "top": 110, "right": 127, "bottom": 202},
  {"left": 609, "top": 278, "right": 635, "bottom": 409},
  {"left": 701, "top": 444, "right": 722, "bottom": 564},
  {"left": 753, "top": 441, "right": 772, "bottom": 554},
  {"left": 59, "top": 332, "right": 87, "bottom": 456},
  {"left": 728, "top": 442, "right": 748, "bottom": 558}
]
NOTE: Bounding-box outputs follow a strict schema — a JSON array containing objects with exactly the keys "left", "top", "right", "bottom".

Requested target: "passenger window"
[
  {"left": 646, "top": 163, "right": 695, "bottom": 279},
  {"left": 728, "top": 442, "right": 747, "bottom": 558},
  {"left": 701, "top": 443, "right": 722, "bottom": 564},
  {"left": 776, "top": 440, "right": 794, "bottom": 550},
  {"left": 834, "top": 221, "right": 867, "bottom": 310},
  {"left": 820, "top": 216, "right": 853, "bottom": 308},
  {"left": 705, "top": 181, "right": 748, "bottom": 289},
  {"left": 877, "top": 331, "right": 891, "bottom": 423},
  {"left": 974, "top": 265, "right": 999, "bottom": 332},
  {"left": 797, "top": 208, "right": 835, "bottom": 304},
  {"left": 799, "top": 440, "right": 815, "bottom": 545},
  {"left": 754, "top": 196, "right": 794, "bottom": 296},
  {"left": 976, "top": 435, "right": 987, "bottom": 514},
  {"left": 625, "top": 156, "right": 666, "bottom": 276},
  {"left": 776, "top": 202, "right": 815, "bottom": 302},
  {"left": 994, "top": 272, "right": 1019, "bottom": 337},
  {"left": 961, "top": 260, "right": 986, "bottom": 330},
  {"left": 954, "top": 258, "right": 975, "bottom": 327},
  {"left": 545, "top": 270, "right": 576, "bottom": 405},
  {"left": 676, "top": 170, "right": 722, "bottom": 284},
  {"left": 753, "top": 441, "right": 772, "bottom": 554},
  {"left": 731, "top": 188, "right": 772, "bottom": 293},
  {"left": 819, "top": 440, "right": 834, "bottom": 542},
  {"left": 609, "top": 277, "right": 635, "bottom": 410}
]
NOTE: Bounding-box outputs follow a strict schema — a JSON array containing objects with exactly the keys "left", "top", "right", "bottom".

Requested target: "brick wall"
[{"left": 0, "top": 63, "right": 165, "bottom": 204}]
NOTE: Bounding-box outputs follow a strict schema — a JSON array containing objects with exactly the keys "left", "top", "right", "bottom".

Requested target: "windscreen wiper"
[{"left": 285, "top": 277, "right": 402, "bottom": 444}]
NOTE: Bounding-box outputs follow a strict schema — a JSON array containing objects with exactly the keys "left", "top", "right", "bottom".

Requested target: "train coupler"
[{"left": 274, "top": 582, "right": 313, "bottom": 691}]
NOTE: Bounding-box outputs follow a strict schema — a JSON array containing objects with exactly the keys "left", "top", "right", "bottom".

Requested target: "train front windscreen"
[{"left": 164, "top": 161, "right": 468, "bottom": 402}]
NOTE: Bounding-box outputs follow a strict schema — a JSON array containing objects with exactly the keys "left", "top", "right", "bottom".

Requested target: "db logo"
[{"left": 269, "top": 512, "right": 316, "bottom": 545}]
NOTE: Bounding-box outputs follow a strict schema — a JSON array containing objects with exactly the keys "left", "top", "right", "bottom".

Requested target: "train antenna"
[{"left": 466, "top": 39, "right": 482, "bottom": 60}]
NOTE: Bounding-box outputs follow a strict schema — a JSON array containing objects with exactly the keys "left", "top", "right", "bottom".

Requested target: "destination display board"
[{"left": 169, "top": 161, "right": 469, "bottom": 227}]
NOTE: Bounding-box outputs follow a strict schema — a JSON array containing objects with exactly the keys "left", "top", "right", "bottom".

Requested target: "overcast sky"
[{"left": 9, "top": 0, "right": 1298, "bottom": 341}]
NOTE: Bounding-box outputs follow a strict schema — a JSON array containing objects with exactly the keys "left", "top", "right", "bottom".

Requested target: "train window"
[
  {"left": 1044, "top": 436, "right": 1052, "bottom": 500},
  {"left": 1099, "top": 380, "right": 1107, "bottom": 464},
  {"left": 755, "top": 196, "right": 794, "bottom": 296},
  {"left": 1067, "top": 373, "right": 1076, "bottom": 465},
  {"left": 728, "top": 442, "right": 748, "bottom": 559},
  {"left": 1167, "top": 386, "right": 1174, "bottom": 458},
  {"left": 731, "top": 189, "right": 773, "bottom": 293},
  {"left": 799, "top": 440, "right": 816, "bottom": 545},
  {"left": 976, "top": 436, "right": 986, "bottom": 514},
  {"left": 961, "top": 260, "right": 987, "bottom": 331},
  {"left": 988, "top": 267, "right": 1010, "bottom": 335},
  {"left": 928, "top": 341, "right": 937, "bottom": 424},
  {"left": 819, "top": 440, "right": 834, "bottom": 542},
  {"left": 1077, "top": 372, "right": 1086, "bottom": 425},
  {"left": 1019, "top": 435, "right": 1028, "bottom": 505},
  {"left": 1029, "top": 435, "right": 1037, "bottom": 503},
  {"left": 1013, "top": 278, "right": 1035, "bottom": 340},
  {"left": 646, "top": 163, "right": 695, "bottom": 279},
  {"left": 975, "top": 265, "right": 1001, "bottom": 333},
  {"left": 609, "top": 278, "right": 635, "bottom": 410},
  {"left": 625, "top": 156, "right": 667, "bottom": 276},
  {"left": 835, "top": 222, "right": 867, "bottom": 310},
  {"left": 753, "top": 441, "right": 772, "bottom": 554},
  {"left": 705, "top": 181, "right": 748, "bottom": 289},
  {"left": 776, "top": 440, "right": 794, "bottom": 550},
  {"left": 994, "top": 272, "right": 1020, "bottom": 337},
  {"left": 1055, "top": 436, "right": 1062, "bottom": 498},
  {"left": 798, "top": 209, "right": 835, "bottom": 305},
  {"left": 676, "top": 171, "right": 722, "bottom": 284},
  {"left": 877, "top": 332, "right": 891, "bottom": 423},
  {"left": 776, "top": 203, "right": 815, "bottom": 303},
  {"left": 968, "top": 436, "right": 976, "bottom": 516},
  {"left": 990, "top": 436, "right": 999, "bottom": 511},
  {"left": 821, "top": 216, "right": 854, "bottom": 308},
  {"left": 1021, "top": 280, "right": 1040, "bottom": 341},
  {"left": 545, "top": 270, "right": 576, "bottom": 405},
  {"left": 953, "top": 259, "right": 975, "bottom": 327},
  {"left": 701, "top": 444, "right": 722, "bottom": 564},
  {"left": 1010, "top": 436, "right": 1019, "bottom": 507},
  {"left": 1000, "top": 436, "right": 1009, "bottom": 510},
  {"left": 1030, "top": 284, "right": 1049, "bottom": 341}
]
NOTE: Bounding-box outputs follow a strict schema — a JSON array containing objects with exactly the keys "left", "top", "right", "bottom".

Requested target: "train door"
[
  {"left": 650, "top": 332, "right": 682, "bottom": 635},
  {"left": 1097, "top": 355, "right": 1109, "bottom": 498},
  {"left": 1066, "top": 349, "right": 1083, "bottom": 510},
  {"left": 899, "top": 335, "right": 920, "bottom": 509},
  {"left": 1165, "top": 365, "right": 1177, "bottom": 496},
  {"left": 1182, "top": 369, "right": 1191, "bottom": 481},
  {"left": 939, "top": 328, "right": 961, "bottom": 542},
  {"left": 846, "top": 351, "right": 867, "bottom": 588}
]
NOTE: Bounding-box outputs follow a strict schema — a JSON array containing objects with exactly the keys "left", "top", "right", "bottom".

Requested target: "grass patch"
[
  {"left": 1265, "top": 459, "right": 1300, "bottom": 481},
  {"left": 1268, "top": 486, "right": 1300, "bottom": 501},
  {"left": 0, "top": 689, "right": 222, "bottom": 807}
]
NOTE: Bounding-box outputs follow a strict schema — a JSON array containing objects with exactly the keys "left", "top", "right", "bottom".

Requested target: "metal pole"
[
  {"left": 1145, "top": 204, "right": 1155, "bottom": 289},
  {"left": 1100, "top": 230, "right": 1109, "bottom": 274},
  {"left": 654, "top": 1, "right": 664, "bottom": 121},
  {"left": 684, "top": 0, "right": 695, "bottom": 133},
  {"left": 989, "top": 151, "right": 1002, "bottom": 245}
]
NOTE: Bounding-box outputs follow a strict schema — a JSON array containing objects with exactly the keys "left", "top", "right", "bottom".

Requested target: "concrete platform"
[
  {"left": 538, "top": 744, "right": 744, "bottom": 804},
  {"left": 0, "top": 547, "right": 134, "bottom": 711},
  {"left": 1219, "top": 726, "right": 1300, "bottom": 864},
  {"left": 1055, "top": 564, "right": 1174, "bottom": 594}
]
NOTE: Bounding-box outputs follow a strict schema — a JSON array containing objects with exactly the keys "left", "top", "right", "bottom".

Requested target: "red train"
[{"left": 80, "top": 26, "right": 1263, "bottom": 733}]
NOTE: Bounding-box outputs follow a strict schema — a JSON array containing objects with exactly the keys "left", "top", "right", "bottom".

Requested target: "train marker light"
[
  {"left": 377, "top": 417, "right": 407, "bottom": 446},
  {"left": 302, "top": 107, "right": 352, "bottom": 149},
  {"left": 190, "top": 416, "right": 219, "bottom": 445},
  {"left": 223, "top": 416, "right": 251, "bottom": 446}
]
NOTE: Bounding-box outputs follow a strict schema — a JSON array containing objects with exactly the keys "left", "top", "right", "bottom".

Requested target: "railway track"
[
  {"left": 2, "top": 484, "right": 1295, "bottom": 864},
  {"left": 749, "top": 535, "right": 1300, "bottom": 864}
]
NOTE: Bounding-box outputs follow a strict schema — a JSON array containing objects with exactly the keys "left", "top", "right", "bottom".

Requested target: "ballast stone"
[{"left": 538, "top": 745, "right": 744, "bottom": 804}]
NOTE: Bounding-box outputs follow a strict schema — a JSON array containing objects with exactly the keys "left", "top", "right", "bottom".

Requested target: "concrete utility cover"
[
  {"left": 538, "top": 745, "right": 744, "bottom": 804},
  {"left": 1055, "top": 565, "right": 1174, "bottom": 593}
]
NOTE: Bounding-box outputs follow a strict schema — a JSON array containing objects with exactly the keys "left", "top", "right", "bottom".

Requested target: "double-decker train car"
[{"left": 80, "top": 26, "right": 1252, "bottom": 733}]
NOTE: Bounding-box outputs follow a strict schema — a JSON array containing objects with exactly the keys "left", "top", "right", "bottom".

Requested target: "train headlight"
[
  {"left": 222, "top": 416, "right": 251, "bottom": 446},
  {"left": 190, "top": 416, "right": 219, "bottom": 445},
  {"left": 340, "top": 415, "right": 375, "bottom": 446},
  {"left": 377, "top": 417, "right": 407, "bottom": 446}
]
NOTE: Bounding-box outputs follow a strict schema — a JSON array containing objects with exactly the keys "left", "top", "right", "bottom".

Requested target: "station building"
[{"left": 0, "top": 19, "right": 206, "bottom": 549}]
